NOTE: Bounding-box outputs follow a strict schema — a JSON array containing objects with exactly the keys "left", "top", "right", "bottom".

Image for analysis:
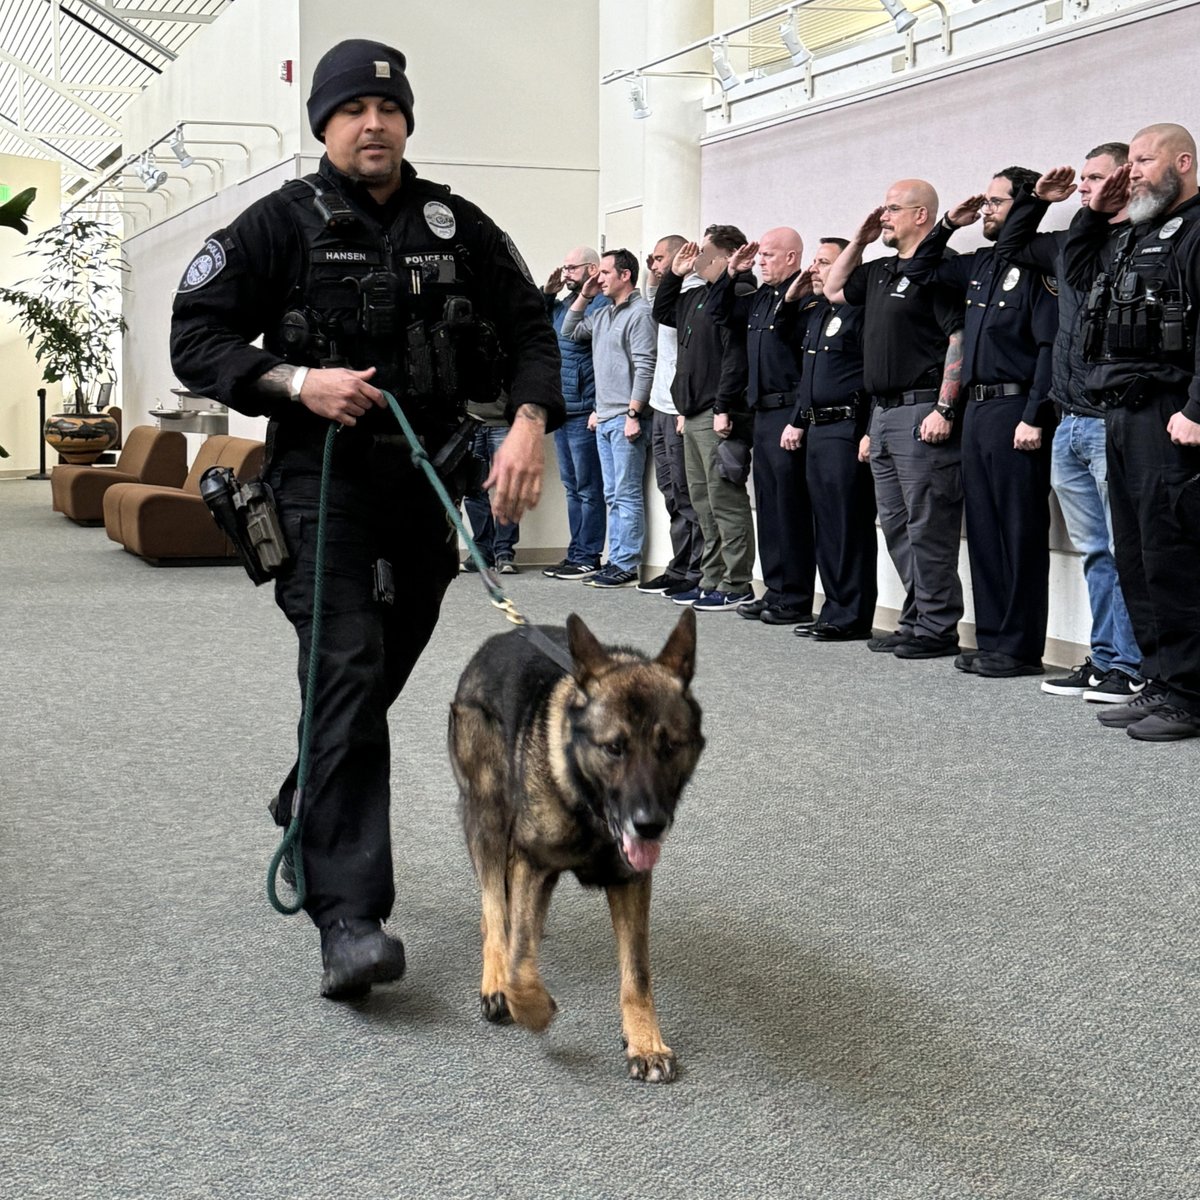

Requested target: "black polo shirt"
[
  {"left": 843, "top": 256, "right": 964, "bottom": 396},
  {"left": 789, "top": 296, "right": 866, "bottom": 424},
  {"left": 710, "top": 269, "right": 804, "bottom": 409}
]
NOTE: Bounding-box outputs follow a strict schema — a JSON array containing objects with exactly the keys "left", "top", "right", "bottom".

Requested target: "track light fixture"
[
  {"left": 137, "top": 153, "right": 168, "bottom": 191},
  {"left": 779, "top": 9, "right": 813, "bottom": 68},
  {"left": 880, "top": 0, "right": 919, "bottom": 34},
  {"left": 628, "top": 74, "right": 652, "bottom": 120},
  {"left": 169, "top": 127, "right": 194, "bottom": 168},
  {"left": 709, "top": 38, "right": 741, "bottom": 92}
]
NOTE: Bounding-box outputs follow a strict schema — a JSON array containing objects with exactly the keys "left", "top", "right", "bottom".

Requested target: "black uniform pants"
[
  {"left": 268, "top": 430, "right": 457, "bottom": 928},
  {"left": 1106, "top": 394, "right": 1200, "bottom": 713},
  {"left": 961, "top": 394, "right": 1051, "bottom": 663},
  {"left": 806, "top": 419, "right": 877, "bottom": 629},
  {"left": 751, "top": 406, "right": 816, "bottom": 610}
]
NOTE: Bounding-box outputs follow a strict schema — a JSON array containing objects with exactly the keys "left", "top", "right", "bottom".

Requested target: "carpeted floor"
[{"left": 2, "top": 478, "right": 1197, "bottom": 1200}]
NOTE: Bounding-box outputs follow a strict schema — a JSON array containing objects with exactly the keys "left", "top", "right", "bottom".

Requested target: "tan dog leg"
[
  {"left": 504, "top": 858, "right": 559, "bottom": 1032},
  {"left": 477, "top": 863, "right": 512, "bottom": 1023},
  {"left": 607, "top": 876, "right": 675, "bottom": 1082}
]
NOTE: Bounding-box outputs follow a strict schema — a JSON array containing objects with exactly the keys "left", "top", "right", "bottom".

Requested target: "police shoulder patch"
[
  {"left": 179, "top": 237, "right": 228, "bottom": 293},
  {"left": 501, "top": 230, "right": 533, "bottom": 283}
]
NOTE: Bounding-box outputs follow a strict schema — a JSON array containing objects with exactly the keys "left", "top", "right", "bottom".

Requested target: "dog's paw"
[
  {"left": 508, "top": 986, "right": 558, "bottom": 1033},
  {"left": 480, "top": 991, "right": 513, "bottom": 1024},
  {"left": 628, "top": 1051, "right": 676, "bottom": 1083}
]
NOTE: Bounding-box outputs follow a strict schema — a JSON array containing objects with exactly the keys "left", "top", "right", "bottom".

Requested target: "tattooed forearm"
[
  {"left": 255, "top": 364, "right": 298, "bottom": 398},
  {"left": 939, "top": 331, "right": 964, "bottom": 405},
  {"left": 516, "top": 403, "right": 548, "bottom": 427}
]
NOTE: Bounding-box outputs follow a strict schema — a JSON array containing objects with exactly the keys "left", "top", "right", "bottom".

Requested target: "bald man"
[
  {"left": 542, "top": 246, "right": 609, "bottom": 578},
  {"left": 709, "top": 227, "right": 817, "bottom": 625},
  {"left": 1063, "top": 122, "right": 1200, "bottom": 742},
  {"left": 823, "top": 180, "right": 966, "bottom": 659}
]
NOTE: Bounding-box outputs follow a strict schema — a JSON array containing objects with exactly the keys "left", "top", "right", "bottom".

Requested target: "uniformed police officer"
[
  {"left": 709, "top": 228, "right": 817, "bottom": 626},
  {"left": 1062, "top": 122, "right": 1200, "bottom": 742},
  {"left": 901, "top": 167, "right": 1058, "bottom": 677},
  {"left": 780, "top": 239, "right": 877, "bottom": 639},
  {"left": 823, "top": 181, "right": 966, "bottom": 659},
  {"left": 170, "top": 39, "right": 563, "bottom": 996}
]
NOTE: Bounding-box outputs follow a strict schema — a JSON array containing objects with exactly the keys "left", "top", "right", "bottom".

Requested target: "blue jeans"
[
  {"left": 463, "top": 425, "right": 519, "bottom": 563},
  {"left": 553, "top": 415, "right": 605, "bottom": 566},
  {"left": 1051, "top": 414, "right": 1141, "bottom": 677},
  {"left": 595, "top": 413, "right": 648, "bottom": 571}
]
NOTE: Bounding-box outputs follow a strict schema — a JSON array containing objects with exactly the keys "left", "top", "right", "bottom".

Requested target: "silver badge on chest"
[
  {"left": 1002, "top": 266, "right": 1021, "bottom": 292},
  {"left": 424, "top": 200, "right": 457, "bottom": 240},
  {"left": 824, "top": 315, "right": 842, "bottom": 338},
  {"left": 1159, "top": 216, "right": 1183, "bottom": 239}
]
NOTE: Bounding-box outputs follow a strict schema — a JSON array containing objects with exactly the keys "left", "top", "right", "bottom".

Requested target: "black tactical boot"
[{"left": 319, "top": 919, "right": 406, "bottom": 1001}]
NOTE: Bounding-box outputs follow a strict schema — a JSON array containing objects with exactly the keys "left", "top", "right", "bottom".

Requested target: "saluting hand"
[
  {"left": 728, "top": 242, "right": 759, "bottom": 274},
  {"left": 946, "top": 195, "right": 986, "bottom": 228},
  {"left": 1034, "top": 166, "right": 1077, "bottom": 204},
  {"left": 1091, "top": 163, "right": 1131, "bottom": 215},
  {"left": 298, "top": 366, "right": 386, "bottom": 426},
  {"left": 855, "top": 207, "right": 886, "bottom": 245},
  {"left": 673, "top": 241, "right": 701, "bottom": 277},
  {"left": 785, "top": 267, "right": 816, "bottom": 304},
  {"left": 544, "top": 267, "right": 564, "bottom": 295},
  {"left": 579, "top": 269, "right": 602, "bottom": 300}
]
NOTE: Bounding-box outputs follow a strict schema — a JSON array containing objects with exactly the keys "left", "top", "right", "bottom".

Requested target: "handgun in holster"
[{"left": 199, "top": 466, "right": 290, "bottom": 586}]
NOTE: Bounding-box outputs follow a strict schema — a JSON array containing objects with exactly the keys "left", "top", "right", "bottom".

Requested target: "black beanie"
[{"left": 307, "top": 39, "right": 415, "bottom": 138}]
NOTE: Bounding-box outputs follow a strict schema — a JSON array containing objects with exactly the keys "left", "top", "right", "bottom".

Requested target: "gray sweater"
[{"left": 560, "top": 290, "right": 658, "bottom": 421}]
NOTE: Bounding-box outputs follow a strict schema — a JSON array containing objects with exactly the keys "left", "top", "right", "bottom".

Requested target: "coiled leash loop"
[{"left": 267, "top": 392, "right": 572, "bottom": 914}]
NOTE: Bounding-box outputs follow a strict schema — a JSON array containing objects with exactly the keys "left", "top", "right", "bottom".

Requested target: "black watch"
[{"left": 935, "top": 403, "right": 956, "bottom": 420}]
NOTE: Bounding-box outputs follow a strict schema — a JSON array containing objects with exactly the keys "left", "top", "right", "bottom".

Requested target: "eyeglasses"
[
  {"left": 881, "top": 204, "right": 922, "bottom": 214},
  {"left": 980, "top": 197, "right": 1012, "bottom": 210},
  {"left": 561, "top": 262, "right": 590, "bottom": 272}
]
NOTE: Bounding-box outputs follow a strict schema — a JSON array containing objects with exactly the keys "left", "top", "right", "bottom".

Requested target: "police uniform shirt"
[
  {"left": 790, "top": 296, "right": 865, "bottom": 423},
  {"left": 170, "top": 156, "right": 564, "bottom": 432},
  {"left": 1063, "top": 193, "right": 1200, "bottom": 421},
  {"left": 842, "top": 257, "right": 964, "bottom": 396},
  {"left": 903, "top": 230, "right": 1058, "bottom": 425}
]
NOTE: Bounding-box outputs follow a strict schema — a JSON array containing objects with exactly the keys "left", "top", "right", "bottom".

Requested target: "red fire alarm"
[{"left": 279, "top": 59, "right": 293, "bottom": 83}]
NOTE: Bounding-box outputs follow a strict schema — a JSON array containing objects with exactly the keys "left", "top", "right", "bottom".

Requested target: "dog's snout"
[{"left": 632, "top": 814, "right": 667, "bottom": 842}]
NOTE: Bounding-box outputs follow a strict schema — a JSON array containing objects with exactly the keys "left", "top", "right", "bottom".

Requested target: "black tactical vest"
[{"left": 275, "top": 172, "right": 503, "bottom": 433}]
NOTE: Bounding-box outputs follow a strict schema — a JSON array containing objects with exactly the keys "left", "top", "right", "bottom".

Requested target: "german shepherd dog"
[{"left": 448, "top": 609, "right": 703, "bottom": 1082}]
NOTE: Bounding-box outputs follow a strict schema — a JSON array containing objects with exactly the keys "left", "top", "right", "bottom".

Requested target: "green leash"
[{"left": 266, "top": 392, "right": 569, "bottom": 915}]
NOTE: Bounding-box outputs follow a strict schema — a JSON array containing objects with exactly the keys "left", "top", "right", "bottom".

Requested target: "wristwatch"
[
  {"left": 289, "top": 365, "right": 309, "bottom": 402},
  {"left": 935, "top": 403, "right": 956, "bottom": 421},
  {"left": 626, "top": 407, "right": 642, "bottom": 420}
]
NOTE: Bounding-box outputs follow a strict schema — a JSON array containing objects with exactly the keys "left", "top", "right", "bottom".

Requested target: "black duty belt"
[
  {"left": 969, "top": 382, "right": 1026, "bottom": 402},
  {"left": 874, "top": 388, "right": 939, "bottom": 409},
  {"left": 799, "top": 404, "right": 860, "bottom": 425},
  {"left": 755, "top": 391, "right": 794, "bottom": 411},
  {"left": 1094, "top": 380, "right": 1186, "bottom": 412}
]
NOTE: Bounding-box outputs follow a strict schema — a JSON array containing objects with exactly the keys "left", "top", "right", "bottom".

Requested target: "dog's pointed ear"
[
  {"left": 567, "top": 613, "right": 608, "bottom": 684},
  {"left": 657, "top": 607, "right": 696, "bottom": 685}
]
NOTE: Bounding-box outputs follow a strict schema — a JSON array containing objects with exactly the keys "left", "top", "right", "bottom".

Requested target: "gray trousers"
[
  {"left": 682, "top": 413, "right": 755, "bottom": 593},
  {"left": 652, "top": 409, "right": 703, "bottom": 582},
  {"left": 869, "top": 402, "right": 964, "bottom": 638}
]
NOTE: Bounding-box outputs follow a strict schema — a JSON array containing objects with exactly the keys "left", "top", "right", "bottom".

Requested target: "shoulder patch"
[
  {"left": 501, "top": 229, "right": 533, "bottom": 283},
  {"left": 179, "top": 237, "right": 228, "bottom": 293}
]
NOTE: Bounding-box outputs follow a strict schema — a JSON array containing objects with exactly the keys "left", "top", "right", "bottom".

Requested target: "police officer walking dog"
[{"left": 171, "top": 39, "right": 563, "bottom": 996}]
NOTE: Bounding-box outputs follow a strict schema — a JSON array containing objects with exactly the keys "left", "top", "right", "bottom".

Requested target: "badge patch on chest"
[
  {"left": 891, "top": 276, "right": 910, "bottom": 297},
  {"left": 1002, "top": 266, "right": 1021, "bottom": 292},
  {"left": 1159, "top": 216, "right": 1183, "bottom": 239},
  {"left": 179, "top": 238, "right": 227, "bottom": 293},
  {"left": 824, "top": 315, "right": 842, "bottom": 337},
  {"left": 424, "top": 200, "right": 456, "bottom": 240}
]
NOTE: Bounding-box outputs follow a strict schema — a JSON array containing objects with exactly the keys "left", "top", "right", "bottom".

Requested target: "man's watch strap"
[
  {"left": 935, "top": 403, "right": 956, "bottom": 420},
  {"left": 626, "top": 407, "right": 643, "bottom": 420},
  {"left": 289, "top": 365, "right": 309, "bottom": 403}
]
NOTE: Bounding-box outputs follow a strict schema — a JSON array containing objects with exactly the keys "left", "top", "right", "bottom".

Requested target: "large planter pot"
[{"left": 44, "top": 412, "right": 120, "bottom": 465}]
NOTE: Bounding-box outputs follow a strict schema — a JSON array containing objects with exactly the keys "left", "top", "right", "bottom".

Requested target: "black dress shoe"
[
  {"left": 320, "top": 919, "right": 406, "bottom": 1001},
  {"left": 954, "top": 651, "right": 981, "bottom": 673},
  {"left": 892, "top": 632, "right": 960, "bottom": 659},
  {"left": 973, "top": 651, "right": 1044, "bottom": 678},
  {"left": 760, "top": 605, "right": 815, "bottom": 626},
  {"left": 737, "top": 597, "right": 770, "bottom": 620},
  {"left": 867, "top": 630, "right": 910, "bottom": 653},
  {"left": 795, "top": 622, "right": 871, "bottom": 641}
]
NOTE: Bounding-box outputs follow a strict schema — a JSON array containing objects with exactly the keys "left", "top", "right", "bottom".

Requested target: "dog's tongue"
[{"left": 622, "top": 833, "right": 661, "bottom": 872}]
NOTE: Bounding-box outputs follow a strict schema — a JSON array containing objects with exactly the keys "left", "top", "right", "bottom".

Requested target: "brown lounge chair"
[
  {"left": 103, "top": 434, "right": 265, "bottom": 565},
  {"left": 51, "top": 425, "right": 187, "bottom": 525}
]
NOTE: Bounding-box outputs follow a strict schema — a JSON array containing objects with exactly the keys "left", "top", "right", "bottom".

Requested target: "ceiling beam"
[
  {"left": 0, "top": 48, "right": 125, "bottom": 131},
  {"left": 72, "top": 0, "right": 178, "bottom": 60},
  {"left": 106, "top": 6, "right": 218, "bottom": 23},
  {"left": 0, "top": 111, "right": 99, "bottom": 180}
]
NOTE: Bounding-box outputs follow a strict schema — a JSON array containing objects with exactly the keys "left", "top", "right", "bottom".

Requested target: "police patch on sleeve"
[
  {"left": 179, "top": 238, "right": 228, "bottom": 293},
  {"left": 424, "top": 200, "right": 457, "bottom": 240},
  {"left": 501, "top": 230, "right": 533, "bottom": 283}
]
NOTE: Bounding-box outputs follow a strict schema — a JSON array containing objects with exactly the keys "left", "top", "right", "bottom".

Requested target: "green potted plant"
[{"left": 0, "top": 211, "right": 127, "bottom": 464}]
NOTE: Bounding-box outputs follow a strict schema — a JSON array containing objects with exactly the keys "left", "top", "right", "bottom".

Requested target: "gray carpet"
[{"left": 2, "top": 478, "right": 1198, "bottom": 1200}]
